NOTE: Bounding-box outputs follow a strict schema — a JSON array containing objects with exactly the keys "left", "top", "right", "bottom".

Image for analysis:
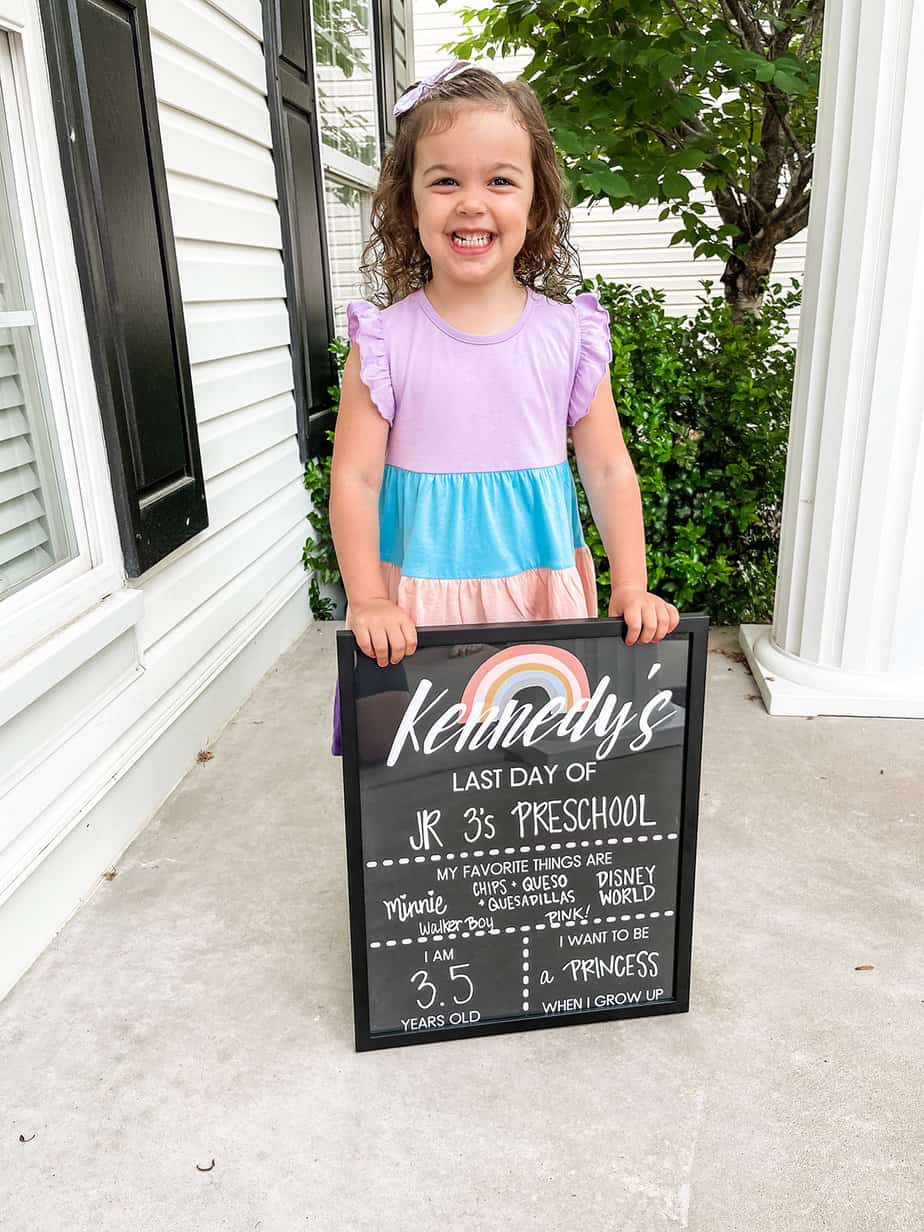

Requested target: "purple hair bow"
[{"left": 393, "top": 59, "right": 474, "bottom": 119}]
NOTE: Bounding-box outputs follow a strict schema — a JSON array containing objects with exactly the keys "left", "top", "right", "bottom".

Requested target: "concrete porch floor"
[{"left": 1, "top": 623, "right": 921, "bottom": 1231}]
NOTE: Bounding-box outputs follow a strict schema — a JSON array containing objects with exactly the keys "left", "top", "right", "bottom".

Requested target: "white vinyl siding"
[
  {"left": 0, "top": 0, "right": 309, "bottom": 935},
  {"left": 136, "top": 0, "right": 306, "bottom": 650}
]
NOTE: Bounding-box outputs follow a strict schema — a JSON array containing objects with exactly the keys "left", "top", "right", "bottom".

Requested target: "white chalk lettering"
[
  {"left": 562, "top": 951, "right": 660, "bottom": 982},
  {"left": 384, "top": 673, "right": 678, "bottom": 766},
  {"left": 382, "top": 890, "right": 447, "bottom": 922},
  {"left": 511, "top": 793, "right": 651, "bottom": 839}
]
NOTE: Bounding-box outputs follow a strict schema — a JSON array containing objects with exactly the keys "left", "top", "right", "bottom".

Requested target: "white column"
[{"left": 739, "top": 0, "right": 924, "bottom": 717}]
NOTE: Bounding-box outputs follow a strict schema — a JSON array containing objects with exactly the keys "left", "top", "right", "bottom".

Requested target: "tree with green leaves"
[{"left": 438, "top": 0, "right": 823, "bottom": 319}]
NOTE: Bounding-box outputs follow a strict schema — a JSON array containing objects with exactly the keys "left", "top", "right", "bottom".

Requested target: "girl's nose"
[{"left": 457, "top": 199, "right": 487, "bottom": 217}]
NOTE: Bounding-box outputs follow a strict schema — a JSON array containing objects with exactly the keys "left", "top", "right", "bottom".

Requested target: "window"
[
  {"left": 0, "top": 4, "right": 143, "bottom": 675},
  {"left": 312, "top": 0, "right": 381, "bottom": 332},
  {"left": 0, "top": 30, "right": 78, "bottom": 601}
]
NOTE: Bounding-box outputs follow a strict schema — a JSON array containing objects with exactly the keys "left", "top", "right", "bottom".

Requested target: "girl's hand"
[
  {"left": 608, "top": 584, "right": 680, "bottom": 645},
  {"left": 350, "top": 597, "right": 418, "bottom": 666}
]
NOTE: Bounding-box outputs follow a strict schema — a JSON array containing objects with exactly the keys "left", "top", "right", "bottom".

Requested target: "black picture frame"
[{"left": 337, "top": 614, "right": 709, "bottom": 1051}]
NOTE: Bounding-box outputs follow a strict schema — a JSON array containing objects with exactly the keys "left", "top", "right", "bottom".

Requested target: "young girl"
[{"left": 329, "top": 59, "right": 679, "bottom": 757}]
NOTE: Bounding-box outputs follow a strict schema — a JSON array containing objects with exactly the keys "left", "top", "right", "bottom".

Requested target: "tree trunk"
[{"left": 721, "top": 244, "right": 777, "bottom": 321}]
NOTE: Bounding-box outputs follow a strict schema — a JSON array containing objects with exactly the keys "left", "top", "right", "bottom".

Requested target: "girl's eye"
[{"left": 432, "top": 177, "right": 513, "bottom": 187}]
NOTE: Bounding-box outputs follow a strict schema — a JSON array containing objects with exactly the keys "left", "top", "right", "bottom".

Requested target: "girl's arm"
[
  {"left": 329, "top": 344, "right": 417, "bottom": 665},
  {"left": 570, "top": 371, "right": 679, "bottom": 644}
]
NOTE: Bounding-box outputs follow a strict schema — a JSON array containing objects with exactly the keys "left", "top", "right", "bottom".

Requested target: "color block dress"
[{"left": 330, "top": 283, "right": 612, "bottom": 756}]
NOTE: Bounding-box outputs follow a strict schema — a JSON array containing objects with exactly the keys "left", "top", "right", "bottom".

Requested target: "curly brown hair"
[{"left": 357, "top": 65, "right": 585, "bottom": 307}]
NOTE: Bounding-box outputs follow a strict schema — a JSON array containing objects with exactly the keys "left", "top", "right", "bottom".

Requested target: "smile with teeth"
[{"left": 450, "top": 231, "right": 495, "bottom": 248}]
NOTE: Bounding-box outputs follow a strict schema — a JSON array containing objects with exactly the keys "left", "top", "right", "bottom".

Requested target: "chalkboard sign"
[{"left": 337, "top": 615, "right": 708, "bottom": 1051}]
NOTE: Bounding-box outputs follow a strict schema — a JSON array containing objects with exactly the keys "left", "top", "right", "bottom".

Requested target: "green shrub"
[
  {"left": 302, "top": 335, "right": 348, "bottom": 621},
  {"left": 305, "top": 278, "right": 799, "bottom": 625},
  {"left": 571, "top": 276, "right": 799, "bottom": 624}
]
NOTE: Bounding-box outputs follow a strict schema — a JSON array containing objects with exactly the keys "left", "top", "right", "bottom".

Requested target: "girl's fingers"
[
  {"left": 370, "top": 627, "right": 390, "bottom": 666},
  {"left": 353, "top": 607, "right": 417, "bottom": 663},
  {"left": 625, "top": 598, "right": 682, "bottom": 643},
  {"left": 387, "top": 615, "right": 420, "bottom": 662},
  {"left": 640, "top": 601, "right": 658, "bottom": 642},
  {"left": 355, "top": 627, "right": 374, "bottom": 659},
  {"left": 402, "top": 619, "right": 418, "bottom": 656},
  {"left": 624, "top": 600, "right": 645, "bottom": 643},
  {"left": 655, "top": 603, "right": 672, "bottom": 640},
  {"left": 623, "top": 603, "right": 641, "bottom": 643},
  {"left": 388, "top": 628, "right": 406, "bottom": 663}
]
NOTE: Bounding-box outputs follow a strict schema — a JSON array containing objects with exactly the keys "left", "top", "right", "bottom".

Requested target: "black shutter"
[
  {"left": 39, "top": 0, "right": 207, "bottom": 577},
  {"left": 374, "top": 0, "right": 413, "bottom": 151},
  {"left": 264, "top": 0, "right": 337, "bottom": 463}
]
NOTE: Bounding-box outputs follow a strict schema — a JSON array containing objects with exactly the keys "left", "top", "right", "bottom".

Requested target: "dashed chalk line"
[
  {"left": 367, "top": 909, "right": 675, "bottom": 948},
  {"left": 522, "top": 933, "right": 531, "bottom": 1013},
  {"left": 366, "top": 833, "right": 679, "bottom": 869}
]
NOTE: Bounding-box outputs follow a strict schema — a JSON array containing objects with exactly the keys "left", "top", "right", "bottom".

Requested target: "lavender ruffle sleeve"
[
  {"left": 346, "top": 300, "right": 395, "bottom": 426},
  {"left": 567, "top": 291, "right": 613, "bottom": 426}
]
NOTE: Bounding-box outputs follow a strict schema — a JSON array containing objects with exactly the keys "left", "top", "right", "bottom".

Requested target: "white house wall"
[
  {"left": 0, "top": 0, "right": 310, "bottom": 998},
  {"left": 414, "top": 0, "right": 806, "bottom": 337}
]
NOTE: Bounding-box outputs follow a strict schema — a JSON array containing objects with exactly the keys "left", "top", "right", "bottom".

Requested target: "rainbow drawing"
[{"left": 458, "top": 644, "right": 591, "bottom": 724}]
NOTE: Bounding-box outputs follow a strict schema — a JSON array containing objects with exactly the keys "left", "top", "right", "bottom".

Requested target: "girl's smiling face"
[{"left": 411, "top": 104, "right": 536, "bottom": 285}]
